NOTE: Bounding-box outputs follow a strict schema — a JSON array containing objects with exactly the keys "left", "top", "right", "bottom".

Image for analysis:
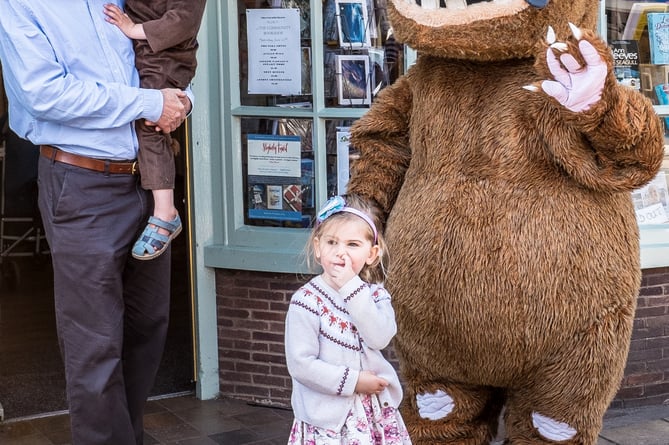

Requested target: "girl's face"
[{"left": 313, "top": 217, "right": 379, "bottom": 289}]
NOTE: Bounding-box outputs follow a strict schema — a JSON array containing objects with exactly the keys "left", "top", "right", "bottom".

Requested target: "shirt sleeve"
[
  {"left": 0, "top": 1, "right": 160, "bottom": 130},
  {"left": 143, "top": 0, "right": 207, "bottom": 53},
  {"left": 285, "top": 289, "right": 360, "bottom": 397},
  {"left": 340, "top": 277, "right": 397, "bottom": 350}
]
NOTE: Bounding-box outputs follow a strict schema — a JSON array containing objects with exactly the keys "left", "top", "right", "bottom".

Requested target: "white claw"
[
  {"left": 550, "top": 42, "right": 569, "bottom": 51},
  {"left": 523, "top": 85, "right": 540, "bottom": 92},
  {"left": 568, "top": 22, "right": 582, "bottom": 40},
  {"left": 546, "top": 26, "right": 556, "bottom": 44}
]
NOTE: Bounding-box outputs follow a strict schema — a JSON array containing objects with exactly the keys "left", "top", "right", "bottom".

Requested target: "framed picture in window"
[
  {"left": 336, "top": 54, "right": 371, "bottom": 105},
  {"left": 335, "top": 0, "right": 371, "bottom": 48}
]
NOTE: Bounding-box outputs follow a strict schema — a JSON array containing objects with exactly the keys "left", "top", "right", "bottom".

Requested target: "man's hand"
[{"left": 152, "top": 88, "right": 187, "bottom": 133}]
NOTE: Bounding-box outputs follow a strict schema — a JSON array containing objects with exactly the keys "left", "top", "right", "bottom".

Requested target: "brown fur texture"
[{"left": 346, "top": 1, "right": 664, "bottom": 444}]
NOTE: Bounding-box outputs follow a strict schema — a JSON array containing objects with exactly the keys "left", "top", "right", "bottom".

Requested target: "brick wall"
[
  {"left": 612, "top": 267, "right": 669, "bottom": 408},
  {"left": 216, "top": 268, "right": 669, "bottom": 409}
]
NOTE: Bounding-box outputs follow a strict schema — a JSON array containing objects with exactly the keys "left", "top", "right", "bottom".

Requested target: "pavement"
[{"left": 0, "top": 393, "right": 667, "bottom": 444}]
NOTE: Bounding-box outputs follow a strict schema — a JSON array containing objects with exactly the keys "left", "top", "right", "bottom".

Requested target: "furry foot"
[
  {"left": 532, "top": 412, "right": 577, "bottom": 441},
  {"left": 416, "top": 389, "right": 455, "bottom": 420}
]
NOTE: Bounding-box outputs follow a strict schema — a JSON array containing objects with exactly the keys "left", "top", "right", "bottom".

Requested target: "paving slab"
[{"left": 599, "top": 419, "right": 669, "bottom": 445}]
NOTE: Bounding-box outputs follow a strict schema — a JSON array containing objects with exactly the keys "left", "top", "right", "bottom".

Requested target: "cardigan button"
[{"left": 383, "top": 402, "right": 389, "bottom": 407}]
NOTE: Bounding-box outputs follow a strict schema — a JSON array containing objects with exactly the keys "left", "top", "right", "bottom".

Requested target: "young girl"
[{"left": 285, "top": 195, "right": 411, "bottom": 444}]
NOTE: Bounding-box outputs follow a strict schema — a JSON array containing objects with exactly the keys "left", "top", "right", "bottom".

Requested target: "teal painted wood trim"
[{"left": 204, "top": 244, "right": 312, "bottom": 274}]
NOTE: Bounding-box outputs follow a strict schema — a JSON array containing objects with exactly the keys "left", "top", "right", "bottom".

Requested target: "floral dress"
[{"left": 287, "top": 393, "right": 411, "bottom": 445}]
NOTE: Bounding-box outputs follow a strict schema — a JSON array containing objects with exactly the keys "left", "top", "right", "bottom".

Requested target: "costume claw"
[
  {"left": 568, "top": 22, "right": 582, "bottom": 40},
  {"left": 523, "top": 85, "right": 540, "bottom": 92},
  {"left": 546, "top": 26, "right": 556, "bottom": 44},
  {"left": 550, "top": 42, "right": 568, "bottom": 51}
]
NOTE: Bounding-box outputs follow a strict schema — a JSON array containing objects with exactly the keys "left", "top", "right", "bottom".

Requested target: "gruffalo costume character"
[{"left": 346, "top": 0, "right": 665, "bottom": 443}]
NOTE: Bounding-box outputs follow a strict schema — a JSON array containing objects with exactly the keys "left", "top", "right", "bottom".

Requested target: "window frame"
[{"left": 203, "top": 0, "right": 669, "bottom": 272}]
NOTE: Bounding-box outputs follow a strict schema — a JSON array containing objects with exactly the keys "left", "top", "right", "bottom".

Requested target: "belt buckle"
[{"left": 131, "top": 161, "right": 139, "bottom": 175}]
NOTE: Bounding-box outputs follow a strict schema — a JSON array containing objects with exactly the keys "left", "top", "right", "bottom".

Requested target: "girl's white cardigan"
[{"left": 284, "top": 274, "right": 403, "bottom": 431}]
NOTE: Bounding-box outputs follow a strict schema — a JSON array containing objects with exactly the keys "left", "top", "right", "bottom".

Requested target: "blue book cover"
[
  {"left": 647, "top": 13, "right": 669, "bottom": 64},
  {"left": 654, "top": 83, "right": 669, "bottom": 130}
]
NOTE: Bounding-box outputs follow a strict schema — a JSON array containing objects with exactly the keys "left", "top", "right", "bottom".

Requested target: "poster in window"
[
  {"left": 336, "top": 127, "right": 351, "bottom": 194},
  {"left": 632, "top": 171, "right": 669, "bottom": 225},
  {"left": 337, "top": 55, "right": 371, "bottom": 105},
  {"left": 246, "top": 8, "right": 302, "bottom": 96},
  {"left": 336, "top": 0, "right": 371, "bottom": 48},
  {"left": 247, "top": 134, "right": 304, "bottom": 221}
]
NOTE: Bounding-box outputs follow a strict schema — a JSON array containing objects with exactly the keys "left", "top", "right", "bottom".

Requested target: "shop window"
[
  {"left": 207, "top": 2, "right": 669, "bottom": 271},
  {"left": 606, "top": 1, "right": 669, "bottom": 266},
  {"left": 235, "top": 0, "right": 404, "bottom": 231}
]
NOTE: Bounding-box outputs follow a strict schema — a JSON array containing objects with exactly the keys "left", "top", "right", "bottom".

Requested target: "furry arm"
[
  {"left": 534, "top": 29, "right": 664, "bottom": 192},
  {"left": 347, "top": 76, "right": 413, "bottom": 216}
]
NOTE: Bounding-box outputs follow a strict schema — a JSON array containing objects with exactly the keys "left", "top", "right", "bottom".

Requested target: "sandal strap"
[{"left": 147, "top": 215, "right": 181, "bottom": 235}]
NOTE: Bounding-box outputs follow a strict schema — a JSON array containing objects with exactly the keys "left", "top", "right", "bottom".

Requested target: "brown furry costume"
[{"left": 346, "top": 1, "right": 665, "bottom": 444}]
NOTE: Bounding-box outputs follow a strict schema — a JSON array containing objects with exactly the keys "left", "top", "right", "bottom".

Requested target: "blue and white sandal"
[{"left": 132, "top": 214, "right": 182, "bottom": 260}]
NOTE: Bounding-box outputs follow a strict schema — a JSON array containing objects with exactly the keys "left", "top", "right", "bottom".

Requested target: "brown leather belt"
[{"left": 40, "top": 145, "right": 138, "bottom": 175}]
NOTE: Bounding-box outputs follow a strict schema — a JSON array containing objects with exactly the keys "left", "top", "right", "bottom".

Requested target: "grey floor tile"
[{"left": 599, "top": 419, "right": 669, "bottom": 445}]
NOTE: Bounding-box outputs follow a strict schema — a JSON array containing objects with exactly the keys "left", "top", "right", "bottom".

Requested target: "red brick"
[
  {"left": 236, "top": 362, "right": 270, "bottom": 374},
  {"left": 220, "top": 350, "right": 251, "bottom": 361},
  {"left": 231, "top": 297, "right": 270, "bottom": 310},
  {"left": 624, "top": 372, "right": 664, "bottom": 386},
  {"left": 253, "top": 331, "right": 284, "bottom": 343},
  {"left": 252, "top": 352, "right": 286, "bottom": 365},
  {"left": 635, "top": 306, "right": 667, "bottom": 318},
  {"left": 220, "top": 371, "right": 253, "bottom": 383},
  {"left": 252, "top": 310, "right": 286, "bottom": 322},
  {"left": 235, "top": 319, "right": 270, "bottom": 330},
  {"left": 219, "top": 328, "right": 252, "bottom": 340},
  {"left": 615, "top": 385, "right": 644, "bottom": 398},
  {"left": 639, "top": 286, "right": 664, "bottom": 297},
  {"left": 253, "top": 373, "right": 289, "bottom": 387},
  {"left": 626, "top": 347, "right": 662, "bottom": 362},
  {"left": 647, "top": 336, "right": 669, "bottom": 350},
  {"left": 642, "top": 381, "right": 669, "bottom": 397}
]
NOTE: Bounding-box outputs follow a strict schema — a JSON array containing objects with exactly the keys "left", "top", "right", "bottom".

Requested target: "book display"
[
  {"left": 236, "top": 0, "right": 404, "bottom": 228},
  {"left": 608, "top": 3, "right": 669, "bottom": 102},
  {"left": 608, "top": 1, "right": 669, "bottom": 226}
]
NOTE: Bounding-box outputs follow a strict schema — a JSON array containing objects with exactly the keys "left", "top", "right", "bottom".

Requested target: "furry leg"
[{"left": 401, "top": 382, "right": 504, "bottom": 444}]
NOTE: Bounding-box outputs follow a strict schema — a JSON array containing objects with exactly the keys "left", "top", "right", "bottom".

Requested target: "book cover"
[
  {"left": 611, "top": 40, "right": 641, "bottom": 90},
  {"left": 622, "top": 3, "right": 669, "bottom": 40},
  {"left": 648, "top": 12, "right": 669, "bottom": 64},
  {"left": 654, "top": 83, "right": 669, "bottom": 130}
]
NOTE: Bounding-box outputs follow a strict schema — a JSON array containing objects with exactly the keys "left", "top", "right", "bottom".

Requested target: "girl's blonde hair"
[{"left": 305, "top": 194, "right": 388, "bottom": 284}]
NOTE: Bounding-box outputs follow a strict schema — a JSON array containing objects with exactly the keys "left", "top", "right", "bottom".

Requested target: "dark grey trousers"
[{"left": 37, "top": 156, "right": 171, "bottom": 445}]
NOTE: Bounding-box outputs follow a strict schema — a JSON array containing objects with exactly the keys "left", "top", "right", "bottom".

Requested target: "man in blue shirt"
[{"left": 0, "top": 1, "right": 192, "bottom": 443}]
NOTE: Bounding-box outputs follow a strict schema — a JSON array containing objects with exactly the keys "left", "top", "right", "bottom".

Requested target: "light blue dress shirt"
[{"left": 0, "top": 0, "right": 168, "bottom": 160}]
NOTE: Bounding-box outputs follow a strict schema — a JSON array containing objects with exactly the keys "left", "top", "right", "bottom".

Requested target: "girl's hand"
[
  {"left": 331, "top": 254, "right": 357, "bottom": 289},
  {"left": 355, "top": 370, "right": 389, "bottom": 395}
]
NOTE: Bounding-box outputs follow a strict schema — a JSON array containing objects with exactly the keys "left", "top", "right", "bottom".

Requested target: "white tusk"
[
  {"left": 546, "top": 26, "right": 556, "bottom": 44},
  {"left": 550, "top": 42, "right": 569, "bottom": 51},
  {"left": 568, "top": 22, "right": 583, "bottom": 40},
  {"left": 420, "top": 0, "right": 440, "bottom": 9},
  {"left": 523, "top": 85, "right": 540, "bottom": 92},
  {"left": 444, "top": 0, "right": 467, "bottom": 10}
]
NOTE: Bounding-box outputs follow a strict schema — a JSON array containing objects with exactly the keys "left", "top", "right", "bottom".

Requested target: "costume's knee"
[
  {"left": 417, "top": 389, "right": 455, "bottom": 420},
  {"left": 402, "top": 387, "right": 501, "bottom": 444},
  {"left": 531, "top": 412, "right": 577, "bottom": 442},
  {"left": 506, "top": 410, "right": 595, "bottom": 444}
]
